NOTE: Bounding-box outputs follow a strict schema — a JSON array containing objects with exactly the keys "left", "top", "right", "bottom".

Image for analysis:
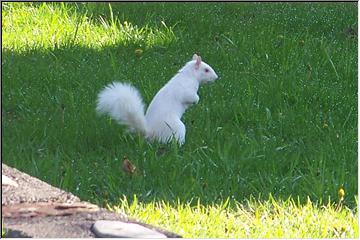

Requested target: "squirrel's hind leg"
[{"left": 173, "top": 120, "right": 186, "bottom": 145}]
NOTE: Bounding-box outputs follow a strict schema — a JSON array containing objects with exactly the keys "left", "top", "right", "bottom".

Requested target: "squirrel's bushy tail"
[{"left": 96, "top": 82, "right": 147, "bottom": 135}]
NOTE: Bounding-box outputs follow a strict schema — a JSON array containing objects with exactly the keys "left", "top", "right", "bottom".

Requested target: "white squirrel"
[{"left": 96, "top": 54, "right": 218, "bottom": 145}]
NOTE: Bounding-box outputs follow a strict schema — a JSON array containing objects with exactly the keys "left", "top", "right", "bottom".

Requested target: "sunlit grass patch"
[
  {"left": 110, "top": 195, "right": 358, "bottom": 238},
  {"left": 2, "top": 2, "right": 177, "bottom": 51}
]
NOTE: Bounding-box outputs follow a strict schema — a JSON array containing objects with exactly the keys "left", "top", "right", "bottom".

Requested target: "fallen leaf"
[{"left": 122, "top": 156, "right": 136, "bottom": 175}]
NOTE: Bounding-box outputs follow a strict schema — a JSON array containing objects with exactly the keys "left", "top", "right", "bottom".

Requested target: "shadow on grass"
[
  {"left": 2, "top": 44, "right": 357, "bottom": 210},
  {"left": 2, "top": 45, "right": 224, "bottom": 205},
  {"left": 2, "top": 2, "right": 357, "bottom": 209}
]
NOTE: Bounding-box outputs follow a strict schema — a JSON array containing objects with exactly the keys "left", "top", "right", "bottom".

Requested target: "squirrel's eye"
[{"left": 205, "top": 68, "right": 209, "bottom": 73}]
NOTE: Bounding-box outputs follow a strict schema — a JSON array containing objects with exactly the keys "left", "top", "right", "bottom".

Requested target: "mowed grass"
[{"left": 2, "top": 2, "right": 358, "bottom": 238}]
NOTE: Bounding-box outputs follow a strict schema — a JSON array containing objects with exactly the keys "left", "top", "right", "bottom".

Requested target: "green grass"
[
  {"left": 2, "top": 2, "right": 358, "bottom": 238},
  {"left": 1, "top": 221, "right": 4, "bottom": 238},
  {"left": 2, "top": 2, "right": 176, "bottom": 50}
]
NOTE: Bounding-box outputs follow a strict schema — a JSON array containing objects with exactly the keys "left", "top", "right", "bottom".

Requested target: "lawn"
[{"left": 1, "top": 2, "right": 358, "bottom": 238}]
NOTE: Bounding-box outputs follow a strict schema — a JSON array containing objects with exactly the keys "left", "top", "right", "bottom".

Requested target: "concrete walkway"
[{"left": 2, "top": 163, "right": 181, "bottom": 238}]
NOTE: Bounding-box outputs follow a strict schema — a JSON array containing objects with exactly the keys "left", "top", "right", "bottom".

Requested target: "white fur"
[
  {"left": 96, "top": 54, "right": 218, "bottom": 145},
  {"left": 96, "top": 82, "right": 147, "bottom": 134}
]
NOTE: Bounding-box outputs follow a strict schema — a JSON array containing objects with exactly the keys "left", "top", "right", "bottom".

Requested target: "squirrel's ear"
[
  {"left": 195, "top": 55, "right": 202, "bottom": 69},
  {"left": 192, "top": 54, "right": 198, "bottom": 60}
]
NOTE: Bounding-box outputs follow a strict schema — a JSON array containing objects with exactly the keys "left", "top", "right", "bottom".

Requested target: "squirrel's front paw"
[
  {"left": 194, "top": 94, "right": 200, "bottom": 104},
  {"left": 183, "top": 94, "right": 199, "bottom": 106}
]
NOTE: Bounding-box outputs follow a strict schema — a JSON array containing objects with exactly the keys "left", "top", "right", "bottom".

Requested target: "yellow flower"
[{"left": 338, "top": 187, "right": 345, "bottom": 200}]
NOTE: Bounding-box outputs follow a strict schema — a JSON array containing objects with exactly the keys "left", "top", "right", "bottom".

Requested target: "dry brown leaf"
[{"left": 122, "top": 156, "right": 137, "bottom": 175}]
